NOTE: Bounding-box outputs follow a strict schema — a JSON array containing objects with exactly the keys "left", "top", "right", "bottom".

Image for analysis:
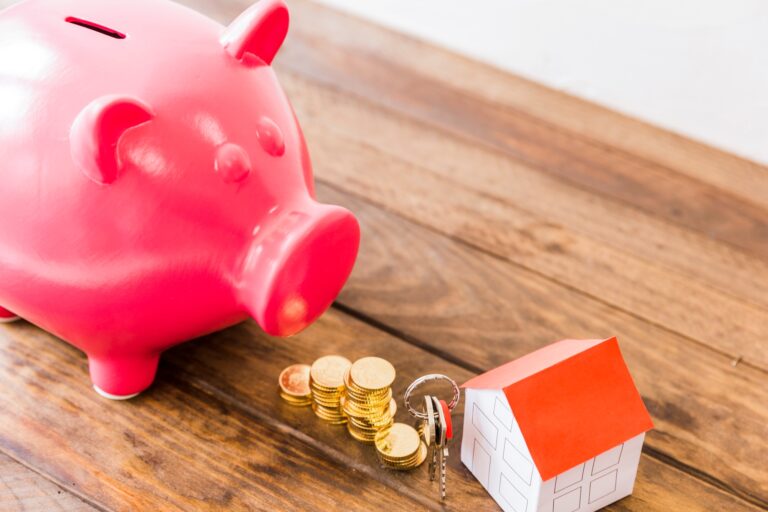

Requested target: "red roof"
[{"left": 462, "top": 337, "right": 653, "bottom": 481}]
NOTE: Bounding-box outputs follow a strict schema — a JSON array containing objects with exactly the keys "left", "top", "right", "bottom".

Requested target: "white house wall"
[
  {"left": 461, "top": 388, "right": 543, "bottom": 512},
  {"left": 536, "top": 433, "right": 645, "bottom": 512}
]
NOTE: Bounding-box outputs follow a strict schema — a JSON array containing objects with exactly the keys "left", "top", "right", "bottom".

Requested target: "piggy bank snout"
[{"left": 239, "top": 203, "right": 360, "bottom": 336}]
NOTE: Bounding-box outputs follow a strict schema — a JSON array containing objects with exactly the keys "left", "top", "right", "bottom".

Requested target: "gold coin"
[
  {"left": 342, "top": 397, "right": 390, "bottom": 415},
  {"left": 345, "top": 406, "right": 391, "bottom": 420},
  {"left": 310, "top": 355, "right": 351, "bottom": 389},
  {"left": 344, "top": 387, "right": 392, "bottom": 403},
  {"left": 389, "top": 398, "right": 397, "bottom": 416},
  {"left": 309, "top": 378, "right": 346, "bottom": 394},
  {"left": 375, "top": 423, "right": 420, "bottom": 459},
  {"left": 345, "top": 374, "right": 392, "bottom": 397},
  {"left": 344, "top": 378, "right": 390, "bottom": 393},
  {"left": 311, "top": 396, "right": 343, "bottom": 408},
  {"left": 279, "top": 391, "right": 312, "bottom": 405},
  {"left": 313, "top": 397, "right": 343, "bottom": 405},
  {"left": 283, "top": 401, "right": 312, "bottom": 407},
  {"left": 347, "top": 423, "right": 376, "bottom": 443},
  {"left": 350, "top": 429, "right": 378, "bottom": 439},
  {"left": 382, "top": 441, "right": 427, "bottom": 470},
  {"left": 348, "top": 414, "right": 392, "bottom": 430},
  {"left": 312, "top": 404, "right": 344, "bottom": 416},
  {"left": 278, "top": 364, "right": 311, "bottom": 397},
  {"left": 345, "top": 400, "right": 390, "bottom": 413},
  {"left": 379, "top": 438, "right": 425, "bottom": 462},
  {"left": 344, "top": 409, "right": 389, "bottom": 424},
  {"left": 279, "top": 390, "right": 311, "bottom": 400},
  {"left": 312, "top": 405, "right": 347, "bottom": 424},
  {"left": 320, "top": 417, "right": 348, "bottom": 425},
  {"left": 349, "top": 426, "right": 380, "bottom": 436},
  {"left": 404, "top": 441, "right": 428, "bottom": 468},
  {"left": 347, "top": 420, "right": 380, "bottom": 433},
  {"left": 349, "top": 357, "right": 395, "bottom": 391},
  {"left": 378, "top": 446, "right": 419, "bottom": 463}
]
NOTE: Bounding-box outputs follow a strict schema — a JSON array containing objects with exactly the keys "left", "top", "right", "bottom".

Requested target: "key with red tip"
[
  {"left": 432, "top": 396, "right": 449, "bottom": 500},
  {"left": 439, "top": 399, "right": 453, "bottom": 441}
]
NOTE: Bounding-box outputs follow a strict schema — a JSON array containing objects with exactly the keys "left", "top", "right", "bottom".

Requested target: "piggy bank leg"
[
  {"left": 88, "top": 352, "right": 160, "bottom": 400},
  {"left": 0, "top": 306, "right": 20, "bottom": 323}
]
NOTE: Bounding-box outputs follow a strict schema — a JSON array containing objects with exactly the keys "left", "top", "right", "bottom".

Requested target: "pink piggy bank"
[{"left": 0, "top": 0, "right": 360, "bottom": 398}]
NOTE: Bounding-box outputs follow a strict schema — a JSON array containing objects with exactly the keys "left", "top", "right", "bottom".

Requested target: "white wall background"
[{"left": 314, "top": 0, "right": 768, "bottom": 165}]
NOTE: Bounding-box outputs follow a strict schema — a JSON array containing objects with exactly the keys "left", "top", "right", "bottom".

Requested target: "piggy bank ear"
[
  {"left": 70, "top": 95, "right": 154, "bottom": 185},
  {"left": 220, "top": 0, "right": 289, "bottom": 64}
]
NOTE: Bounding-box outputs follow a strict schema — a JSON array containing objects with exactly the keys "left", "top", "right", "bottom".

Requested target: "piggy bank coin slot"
[{"left": 65, "top": 17, "right": 126, "bottom": 40}]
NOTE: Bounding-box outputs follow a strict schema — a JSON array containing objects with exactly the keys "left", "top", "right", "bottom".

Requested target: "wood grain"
[
  {"left": 161, "top": 310, "right": 765, "bottom": 512},
  {"left": 0, "top": 323, "right": 425, "bottom": 512},
  {"left": 1, "top": 312, "right": 762, "bottom": 512},
  {"left": 279, "top": 0, "right": 768, "bottom": 259},
  {"left": 282, "top": 71, "right": 768, "bottom": 310},
  {"left": 312, "top": 183, "right": 768, "bottom": 506},
  {"left": 282, "top": 0, "right": 768, "bottom": 216},
  {"left": 281, "top": 72, "right": 768, "bottom": 372},
  {"left": 0, "top": 453, "right": 94, "bottom": 512}
]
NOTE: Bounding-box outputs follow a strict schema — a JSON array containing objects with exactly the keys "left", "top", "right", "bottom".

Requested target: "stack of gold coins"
[
  {"left": 374, "top": 423, "right": 428, "bottom": 470},
  {"left": 416, "top": 420, "right": 425, "bottom": 439},
  {"left": 342, "top": 357, "right": 396, "bottom": 443},
  {"left": 309, "top": 355, "right": 351, "bottom": 424},
  {"left": 278, "top": 364, "right": 312, "bottom": 406}
]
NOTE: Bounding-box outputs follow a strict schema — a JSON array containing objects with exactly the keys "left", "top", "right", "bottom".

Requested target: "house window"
[
  {"left": 502, "top": 439, "right": 533, "bottom": 485},
  {"left": 471, "top": 438, "right": 492, "bottom": 488},
  {"left": 592, "top": 443, "right": 623, "bottom": 474},
  {"left": 589, "top": 469, "right": 619, "bottom": 504},
  {"left": 554, "top": 463, "right": 585, "bottom": 492},
  {"left": 472, "top": 402, "right": 499, "bottom": 449},
  {"left": 553, "top": 487, "right": 581, "bottom": 512},
  {"left": 494, "top": 397, "right": 514, "bottom": 431},
  {"left": 499, "top": 473, "right": 528, "bottom": 512}
]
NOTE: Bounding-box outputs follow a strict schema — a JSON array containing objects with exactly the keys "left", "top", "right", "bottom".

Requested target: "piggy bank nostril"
[{"left": 215, "top": 142, "right": 251, "bottom": 183}]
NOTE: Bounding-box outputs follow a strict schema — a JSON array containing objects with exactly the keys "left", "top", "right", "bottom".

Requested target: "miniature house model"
[{"left": 461, "top": 337, "right": 653, "bottom": 512}]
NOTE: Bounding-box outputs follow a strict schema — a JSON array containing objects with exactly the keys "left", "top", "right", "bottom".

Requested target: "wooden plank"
[
  {"left": 283, "top": 0, "right": 768, "bottom": 214},
  {"left": 0, "top": 323, "right": 425, "bottom": 512},
  {"left": 629, "top": 455, "right": 764, "bottom": 512},
  {"left": 275, "top": 1, "right": 768, "bottom": 259},
  {"left": 177, "top": 0, "right": 768, "bottom": 218},
  {"left": 310, "top": 183, "right": 768, "bottom": 507},
  {"left": 281, "top": 70, "right": 768, "bottom": 312},
  {"left": 278, "top": 71, "right": 768, "bottom": 371},
  {"left": 0, "top": 453, "right": 95, "bottom": 512},
  {"left": 0, "top": 308, "right": 762, "bottom": 511},
  {"left": 121, "top": 310, "right": 766, "bottom": 512}
]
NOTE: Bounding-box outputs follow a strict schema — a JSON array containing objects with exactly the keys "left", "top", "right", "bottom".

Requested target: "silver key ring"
[{"left": 404, "top": 374, "right": 460, "bottom": 419}]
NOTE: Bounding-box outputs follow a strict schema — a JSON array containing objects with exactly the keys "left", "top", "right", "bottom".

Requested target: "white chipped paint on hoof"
[
  {"left": 93, "top": 385, "right": 140, "bottom": 400},
  {"left": 0, "top": 315, "right": 20, "bottom": 324}
]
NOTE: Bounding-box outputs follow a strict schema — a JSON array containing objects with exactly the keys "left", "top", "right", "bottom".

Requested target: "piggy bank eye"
[
  {"left": 215, "top": 143, "right": 251, "bottom": 183},
  {"left": 256, "top": 116, "right": 285, "bottom": 157}
]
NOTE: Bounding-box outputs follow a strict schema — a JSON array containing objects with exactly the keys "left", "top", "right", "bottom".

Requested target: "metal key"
[
  {"left": 432, "top": 396, "right": 448, "bottom": 500},
  {"left": 403, "top": 374, "right": 461, "bottom": 501},
  {"left": 424, "top": 395, "right": 437, "bottom": 481},
  {"left": 438, "top": 399, "right": 454, "bottom": 442}
]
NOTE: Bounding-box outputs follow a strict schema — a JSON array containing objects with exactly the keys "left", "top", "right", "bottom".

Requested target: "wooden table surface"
[{"left": 1, "top": 0, "right": 767, "bottom": 510}]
